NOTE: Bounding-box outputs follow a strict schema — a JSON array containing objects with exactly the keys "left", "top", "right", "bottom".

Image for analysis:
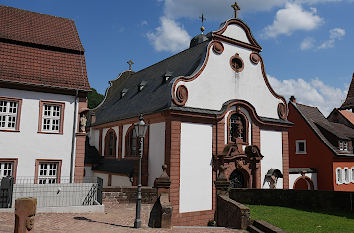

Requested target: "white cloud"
[
  {"left": 162, "top": 0, "right": 286, "bottom": 20},
  {"left": 318, "top": 27, "right": 345, "bottom": 49},
  {"left": 268, "top": 75, "right": 347, "bottom": 116},
  {"left": 296, "top": 0, "right": 345, "bottom": 4},
  {"left": 329, "top": 27, "right": 346, "bottom": 39},
  {"left": 262, "top": 2, "right": 323, "bottom": 38},
  {"left": 140, "top": 20, "right": 148, "bottom": 26},
  {"left": 146, "top": 17, "right": 191, "bottom": 53},
  {"left": 300, "top": 37, "right": 315, "bottom": 50}
]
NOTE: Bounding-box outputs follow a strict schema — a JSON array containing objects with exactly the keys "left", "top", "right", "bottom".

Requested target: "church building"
[{"left": 87, "top": 4, "right": 291, "bottom": 225}]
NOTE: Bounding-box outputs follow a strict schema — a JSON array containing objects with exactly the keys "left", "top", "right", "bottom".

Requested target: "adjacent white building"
[{"left": 0, "top": 5, "right": 90, "bottom": 184}]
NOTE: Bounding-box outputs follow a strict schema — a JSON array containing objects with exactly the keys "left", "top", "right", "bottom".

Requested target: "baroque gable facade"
[{"left": 87, "top": 17, "right": 291, "bottom": 225}]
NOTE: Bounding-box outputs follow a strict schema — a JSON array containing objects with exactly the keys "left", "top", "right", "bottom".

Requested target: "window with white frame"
[
  {"left": 38, "top": 163, "right": 58, "bottom": 184},
  {"left": 296, "top": 140, "right": 306, "bottom": 154},
  {"left": 0, "top": 99, "right": 19, "bottom": 130},
  {"left": 336, "top": 167, "right": 343, "bottom": 185},
  {"left": 351, "top": 167, "right": 354, "bottom": 183},
  {"left": 339, "top": 140, "right": 348, "bottom": 151},
  {"left": 344, "top": 167, "right": 350, "bottom": 184},
  {"left": 0, "top": 162, "right": 13, "bottom": 178},
  {"left": 41, "top": 103, "right": 62, "bottom": 133}
]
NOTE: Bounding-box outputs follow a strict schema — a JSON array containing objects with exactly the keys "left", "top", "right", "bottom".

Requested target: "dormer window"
[
  {"left": 162, "top": 72, "right": 173, "bottom": 83},
  {"left": 121, "top": 89, "right": 128, "bottom": 98},
  {"left": 339, "top": 140, "right": 348, "bottom": 151},
  {"left": 138, "top": 81, "right": 147, "bottom": 92}
]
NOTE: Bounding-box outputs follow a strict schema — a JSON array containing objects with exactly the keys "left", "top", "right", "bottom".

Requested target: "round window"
[{"left": 230, "top": 53, "right": 244, "bottom": 72}]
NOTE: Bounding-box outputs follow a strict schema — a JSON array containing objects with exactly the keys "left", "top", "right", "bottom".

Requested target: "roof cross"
[
  {"left": 127, "top": 60, "right": 134, "bottom": 71},
  {"left": 199, "top": 13, "right": 206, "bottom": 25},
  {"left": 199, "top": 13, "right": 206, "bottom": 33},
  {"left": 231, "top": 2, "right": 240, "bottom": 18}
]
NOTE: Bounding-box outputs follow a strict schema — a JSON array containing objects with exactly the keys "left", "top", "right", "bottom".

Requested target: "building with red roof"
[
  {"left": 0, "top": 5, "right": 90, "bottom": 183},
  {"left": 288, "top": 75, "right": 354, "bottom": 191}
]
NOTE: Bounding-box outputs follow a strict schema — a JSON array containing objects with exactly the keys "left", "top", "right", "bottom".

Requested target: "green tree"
[{"left": 87, "top": 88, "right": 104, "bottom": 109}]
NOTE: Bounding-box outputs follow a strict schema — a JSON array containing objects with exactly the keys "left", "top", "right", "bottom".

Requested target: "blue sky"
[{"left": 3, "top": 0, "right": 353, "bottom": 115}]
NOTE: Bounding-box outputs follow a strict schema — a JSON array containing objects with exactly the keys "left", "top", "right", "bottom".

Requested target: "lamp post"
[{"left": 134, "top": 114, "right": 148, "bottom": 228}]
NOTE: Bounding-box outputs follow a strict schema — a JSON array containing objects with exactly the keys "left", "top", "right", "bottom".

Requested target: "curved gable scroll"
[{"left": 213, "top": 19, "right": 262, "bottom": 52}]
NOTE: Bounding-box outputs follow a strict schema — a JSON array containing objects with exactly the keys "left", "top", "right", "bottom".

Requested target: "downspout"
[{"left": 70, "top": 90, "right": 79, "bottom": 183}]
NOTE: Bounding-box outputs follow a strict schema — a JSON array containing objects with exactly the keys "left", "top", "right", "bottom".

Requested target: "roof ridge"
[
  {"left": 0, "top": 5, "right": 74, "bottom": 21},
  {"left": 130, "top": 40, "right": 209, "bottom": 77},
  {"left": 295, "top": 102, "right": 317, "bottom": 108}
]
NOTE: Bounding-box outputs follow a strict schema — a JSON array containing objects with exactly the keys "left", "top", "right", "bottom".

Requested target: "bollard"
[{"left": 14, "top": 198, "right": 37, "bottom": 233}]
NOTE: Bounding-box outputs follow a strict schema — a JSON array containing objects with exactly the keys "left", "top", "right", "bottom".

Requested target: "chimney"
[{"left": 290, "top": 96, "right": 296, "bottom": 103}]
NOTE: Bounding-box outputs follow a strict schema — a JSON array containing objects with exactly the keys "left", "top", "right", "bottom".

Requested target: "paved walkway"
[{"left": 0, "top": 203, "right": 247, "bottom": 233}]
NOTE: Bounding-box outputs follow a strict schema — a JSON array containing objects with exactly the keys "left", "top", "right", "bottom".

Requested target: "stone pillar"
[
  {"left": 214, "top": 165, "right": 230, "bottom": 196},
  {"left": 14, "top": 198, "right": 37, "bottom": 233},
  {"left": 214, "top": 165, "right": 230, "bottom": 226},
  {"left": 149, "top": 165, "right": 173, "bottom": 228}
]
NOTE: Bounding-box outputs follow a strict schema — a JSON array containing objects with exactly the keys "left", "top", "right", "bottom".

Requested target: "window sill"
[
  {"left": 296, "top": 152, "right": 307, "bottom": 155},
  {"left": 37, "top": 131, "right": 63, "bottom": 135},
  {"left": 0, "top": 129, "right": 20, "bottom": 132}
]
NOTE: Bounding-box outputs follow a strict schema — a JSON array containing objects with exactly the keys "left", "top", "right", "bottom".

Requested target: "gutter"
[{"left": 70, "top": 90, "right": 79, "bottom": 183}]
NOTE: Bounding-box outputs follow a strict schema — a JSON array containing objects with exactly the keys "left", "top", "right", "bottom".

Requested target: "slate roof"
[
  {"left": 92, "top": 40, "right": 210, "bottom": 126},
  {"left": 291, "top": 102, "right": 354, "bottom": 156},
  {"left": 0, "top": 5, "right": 90, "bottom": 91},
  {"left": 92, "top": 158, "right": 136, "bottom": 177},
  {"left": 84, "top": 137, "right": 136, "bottom": 176},
  {"left": 340, "top": 75, "right": 354, "bottom": 109},
  {"left": 91, "top": 37, "right": 292, "bottom": 127},
  {"left": 84, "top": 137, "right": 101, "bottom": 165}
]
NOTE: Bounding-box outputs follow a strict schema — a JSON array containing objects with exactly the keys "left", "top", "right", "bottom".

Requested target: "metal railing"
[{"left": 0, "top": 176, "right": 103, "bottom": 208}]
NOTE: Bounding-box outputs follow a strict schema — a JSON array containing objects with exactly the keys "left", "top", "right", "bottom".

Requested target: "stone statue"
[
  {"left": 235, "top": 116, "right": 243, "bottom": 138},
  {"left": 231, "top": 116, "right": 243, "bottom": 141},
  {"left": 79, "top": 114, "right": 87, "bottom": 132}
]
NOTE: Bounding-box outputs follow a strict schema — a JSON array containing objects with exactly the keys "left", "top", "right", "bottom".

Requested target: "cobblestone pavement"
[{"left": 0, "top": 203, "right": 247, "bottom": 233}]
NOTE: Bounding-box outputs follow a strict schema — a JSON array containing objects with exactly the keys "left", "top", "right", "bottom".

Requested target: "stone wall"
[
  {"left": 216, "top": 195, "right": 250, "bottom": 229},
  {"left": 102, "top": 186, "right": 157, "bottom": 204},
  {"left": 230, "top": 188, "right": 354, "bottom": 213}
]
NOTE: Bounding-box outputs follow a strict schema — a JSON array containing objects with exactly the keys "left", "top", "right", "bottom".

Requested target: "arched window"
[
  {"left": 104, "top": 129, "right": 117, "bottom": 157},
  {"left": 125, "top": 126, "right": 137, "bottom": 157},
  {"left": 228, "top": 111, "right": 248, "bottom": 144}
]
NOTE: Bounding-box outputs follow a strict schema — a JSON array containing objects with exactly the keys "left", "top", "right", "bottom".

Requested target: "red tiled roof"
[
  {"left": 339, "top": 110, "right": 354, "bottom": 126},
  {"left": 0, "top": 5, "right": 90, "bottom": 91},
  {"left": 0, "top": 41, "right": 90, "bottom": 91},
  {"left": 0, "top": 5, "right": 84, "bottom": 51}
]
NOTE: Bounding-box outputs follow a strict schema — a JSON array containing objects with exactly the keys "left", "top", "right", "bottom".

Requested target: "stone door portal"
[{"left": 229, "top": 169, "right": 246, "bottom": 188}]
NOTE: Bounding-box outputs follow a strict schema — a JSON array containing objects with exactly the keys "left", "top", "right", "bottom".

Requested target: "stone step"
[
  {"left": 247, "top": 224, "right": 265, "bottom": 233},
  {"left": 253, "top": 220, "right": 288, "bottom": 233}
]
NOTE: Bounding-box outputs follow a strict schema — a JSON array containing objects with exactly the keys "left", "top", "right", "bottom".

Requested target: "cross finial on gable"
[
  {"left": 199, "top": 13, "right": 206, "bottom": 33},
  {"left": 127, "top": 60, "right": 134, "bottom": 71},
  {"left": 231, "top": 2, "right": 240, "bottom": 18}
]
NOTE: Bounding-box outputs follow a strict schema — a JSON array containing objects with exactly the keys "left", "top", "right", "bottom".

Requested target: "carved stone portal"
[{"left": 216, "top": 143, "right": 263, "bottom": 189}]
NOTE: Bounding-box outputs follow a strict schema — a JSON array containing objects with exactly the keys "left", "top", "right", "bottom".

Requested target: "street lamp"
[{"left": 134, "top": 114, "right": 148, "bottom": 228}]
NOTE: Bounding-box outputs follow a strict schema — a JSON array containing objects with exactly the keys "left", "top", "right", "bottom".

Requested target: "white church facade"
[{"left": 87, "top": 14, "right": 291, "bottom": 225}]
